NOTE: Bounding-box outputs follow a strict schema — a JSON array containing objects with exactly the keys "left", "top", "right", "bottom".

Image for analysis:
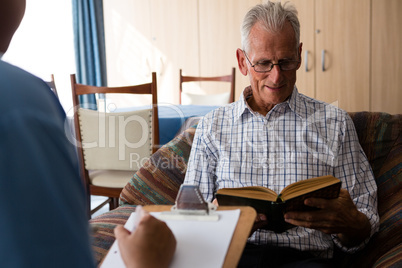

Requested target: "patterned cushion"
[
  {"left": 119, "top": 125, "right": 196, "bottom": 205},
  {"left": 89, "top": 205, "right": 135, "bottom": 264},
  {"left": 346, "top": 112, "right": 402, "bottom": 267},
  {"left": 373, "top": 243, "right": 402, "bottom": 268}
]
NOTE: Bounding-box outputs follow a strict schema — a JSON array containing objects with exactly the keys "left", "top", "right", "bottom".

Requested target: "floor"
[{"left": 91, "top": 195, "right": 110, "bottom": 218}]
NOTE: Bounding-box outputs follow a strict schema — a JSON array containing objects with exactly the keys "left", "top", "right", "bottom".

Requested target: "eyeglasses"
[{"left": 243, "top": 50, "right": 300, "bottom": 73}]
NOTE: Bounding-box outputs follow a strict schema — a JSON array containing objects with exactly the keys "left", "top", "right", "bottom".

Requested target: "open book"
[{"left": 215, "top": 175, "right": 341, "bottom": 233}]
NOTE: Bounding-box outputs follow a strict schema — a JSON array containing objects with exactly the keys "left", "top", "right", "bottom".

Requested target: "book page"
[
  {"left": 100, "top": 210, "right": 240, "bottom": 268},
  {"left": 217, "top": 186, "right": 278, "bottom": 201},
  {"left": 281, "top": 175, "right": 340, "bottom": 200}
]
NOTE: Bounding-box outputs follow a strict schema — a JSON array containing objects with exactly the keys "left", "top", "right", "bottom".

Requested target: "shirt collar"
[
  {"left": 235, "top": 86, "right": 252, "bottom": 119},
  {"left": 236, "top": 86, "right": 305, "bottom": 119},
  {"left": 288, "top": 86, "right": 317, "bottom": 120},
  {"left": 287, "top": 86, "right": 303, "bottom": 118}
]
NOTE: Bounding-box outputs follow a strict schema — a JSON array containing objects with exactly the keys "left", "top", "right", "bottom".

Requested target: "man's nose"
[{"left": 268, "top": 64, "right": 281, "bottom": 84}]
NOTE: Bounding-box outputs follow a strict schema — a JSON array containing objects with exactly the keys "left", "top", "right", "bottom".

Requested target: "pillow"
[
  {"left": 119, "top": 125, "right": 197, "bottom": 205},
  {"left": 182, "top": 92, "right": 230, "bottom": 106}
]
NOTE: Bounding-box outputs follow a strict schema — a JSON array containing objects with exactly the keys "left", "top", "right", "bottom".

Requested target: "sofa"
[{"left": 89, "top": 112, "right": 401, "bottom": 267}]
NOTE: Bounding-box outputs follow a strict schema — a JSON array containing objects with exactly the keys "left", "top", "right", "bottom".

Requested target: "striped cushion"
[
  {"left": 89, "top": 205, "right": 135, "bottom": 264},
  {"left": 346, "top": 112, "right": 402, "bottom": 267},
  {"left": 119, "top": 125, "right": 196, "bottom": 205},
  {"left": 373, "top": 243, "right": 402, "bottom": 268}
]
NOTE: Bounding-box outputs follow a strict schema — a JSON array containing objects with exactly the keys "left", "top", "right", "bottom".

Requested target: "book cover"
[{"left": 215, "top": 175, "right": 341, "bottom": 233}]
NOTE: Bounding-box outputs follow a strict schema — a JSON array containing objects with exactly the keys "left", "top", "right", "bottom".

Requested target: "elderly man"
[
  {"left": 184, "top": 2, "right": 379, "bottom": 267},
  {"left": 0, "top": 1, "right": 175, "bottom": 267}
]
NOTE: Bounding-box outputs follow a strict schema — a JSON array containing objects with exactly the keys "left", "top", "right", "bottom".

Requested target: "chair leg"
[
  {"left": 91, "top": 198, "right": 112, "bottom": 217},
  {"left": 86, "top": 192, "right": 91, "bottom": 219},
  {"left": 109, "top": 197, "right": 119, "bottom": 210}
]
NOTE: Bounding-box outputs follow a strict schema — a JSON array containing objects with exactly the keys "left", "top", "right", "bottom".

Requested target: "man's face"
[{"left": 237, "top": 21, "right": 301, "bottom": 115}]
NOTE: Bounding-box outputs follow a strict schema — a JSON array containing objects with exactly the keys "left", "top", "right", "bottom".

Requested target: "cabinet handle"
[
  {"left": 321, "top": 49, "right": 326, "bottom": 72},
  {"left": 304, "top": 50, "right": 309, "bottom": 72}
]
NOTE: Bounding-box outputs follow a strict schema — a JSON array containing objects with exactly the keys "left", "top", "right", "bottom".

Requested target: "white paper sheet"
[{"left": 100, "top": 209, "right": 240, "bottom": 268}]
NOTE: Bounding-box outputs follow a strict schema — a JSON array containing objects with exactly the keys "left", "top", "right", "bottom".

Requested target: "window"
[{"left": 2, "top": 0, "right": 76, "bottom": 113}]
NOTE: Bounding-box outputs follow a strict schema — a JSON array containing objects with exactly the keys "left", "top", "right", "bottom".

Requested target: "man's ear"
[{"left": 236, "top": 48, "right": 248, "bottom": 76}]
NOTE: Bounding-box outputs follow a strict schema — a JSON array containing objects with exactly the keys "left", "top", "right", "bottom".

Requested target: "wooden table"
[{"left": 143, "top": 205, "right": 256, "bottom": 268}]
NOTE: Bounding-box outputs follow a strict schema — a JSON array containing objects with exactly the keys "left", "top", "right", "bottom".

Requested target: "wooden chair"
[
  {"left": 70, "top": 73, "right": 159, "bottom": 218},
  {"left": 46, "top": 74, "right": 58, "bottom": 98},
  {"left": 179, "top": 68, "right": 235, "bottom": 105}
]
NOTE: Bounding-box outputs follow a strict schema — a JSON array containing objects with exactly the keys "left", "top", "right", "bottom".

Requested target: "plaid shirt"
[{"left": 184, "top": 86, "right": 379, "bottom": 258}]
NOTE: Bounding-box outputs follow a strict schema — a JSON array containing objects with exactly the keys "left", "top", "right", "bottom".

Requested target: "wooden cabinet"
[
  {"left": 197, "top": 0, "right": 260, "bottom": 100},
  {"left": 103, "top": 0, "right": 199, "bottom": 105},
  {"left": 315, "top": 0, "right": 370, "bottom": 112},
  {"left": 371, "top": 0, "right": 402, "bottom": 114},
  {"left": 150, "top": 0, "right": 200, "bottom": 104},
  {"left": 103, "top": 0, "right": 152, "bottom": 86},
  {"left": 290, "top": 0, "right": 315, "bottom": 99},
  {"left": 288, "top": 0, "right": 401, "bottom": 113},
  {"left": 289, "top": 0, "right": 371, "bottom": 112},
  {"left": 104, "top": 0, "right": 401, "bottom": 113},
  {"left": 103, "top": 0, "right": 260, "bottom": 105}
]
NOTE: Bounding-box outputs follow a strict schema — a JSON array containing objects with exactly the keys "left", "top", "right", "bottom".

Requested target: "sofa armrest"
[
  {"left": 373, "top": 243, "right": 402, "bottom": 268},
  {"left": 119, "top": 126, "right": 197, "bottom": 206},
  {"left": 89, "top": 205, "right": 136, "bottom": 265},
  {"left": 347, "top": 112, "right": 402, "bottom": 267}
]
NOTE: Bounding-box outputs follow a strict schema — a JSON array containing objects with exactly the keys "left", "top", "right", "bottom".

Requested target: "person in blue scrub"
[{"left": 0, "top": 1, "right": 175, "bottom": 267}]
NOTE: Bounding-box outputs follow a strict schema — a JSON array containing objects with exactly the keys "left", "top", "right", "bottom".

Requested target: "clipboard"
[
  {"left": 99, "top": 205, "right": 256, "bottom": 268},
  {"left": 144, "top": 205, "right": 256, "bottom": 268},
  {"left": 101, "top": 184, "right": 256, "bottom": 267}
]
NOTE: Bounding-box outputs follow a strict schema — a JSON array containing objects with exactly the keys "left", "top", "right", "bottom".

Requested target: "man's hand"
[
  {"left": 114, "top": 211, "right": 176, "bottom": 268},
  {"left": 250, "top": 213, "right": 269, "bottom": 236},
  {"left": 283, "top": 189, "right": 371, "bottom": 247}
]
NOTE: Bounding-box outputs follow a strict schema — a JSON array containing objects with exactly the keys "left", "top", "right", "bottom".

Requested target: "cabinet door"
[
  {"left": 103, "top": 0, "right": 155, "bottom": 107},
  {"left": 151, "top": 0, "right": 199, "bottom": 104},
  {"left": 103, "top": 0, "right": 199, "bottom": 105},
  {"left": 286, "top": 0, "right": 316, "bottom": 99},
  {"left": 315, "top": 0, "right": 370, "bottom": 112},
  {"left": 103, "top": 0, "right": 153, "bottom": 86},
  {"left": 371, "top": 0, "right": 402, "bottom": 114},
  {"left": 198, "top": 0, "right": 261, "bottom": 100}
]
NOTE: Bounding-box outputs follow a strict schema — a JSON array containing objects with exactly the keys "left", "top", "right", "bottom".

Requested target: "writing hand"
[{"left": 114, "top": 210, "right": 177, "bottom": 268}]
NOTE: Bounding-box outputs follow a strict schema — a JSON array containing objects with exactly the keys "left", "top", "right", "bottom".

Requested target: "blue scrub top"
[{"left": 0, "top": 60, "right": 95, "bottom": 267}]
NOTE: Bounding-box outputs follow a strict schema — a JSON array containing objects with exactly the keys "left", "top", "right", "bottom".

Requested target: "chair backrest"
[
  {"left": 179, "top": 68, "right": 235, "bottom": 105},
  {"left": 78, "top": 108, "right": 154, "bottom": 171},
  {"left": 70, "top": 73, "right": 159, "bottom": 181},
  {"left": 46, "top": 74, "right": 58, "bottom": 98}
]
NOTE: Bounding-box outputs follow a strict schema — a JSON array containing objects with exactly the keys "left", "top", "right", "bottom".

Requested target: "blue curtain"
[{"left": 72, "top": 0, "right": 107, "bottom": 110}]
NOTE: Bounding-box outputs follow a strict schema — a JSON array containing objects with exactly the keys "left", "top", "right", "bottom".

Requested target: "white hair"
[{"left": 241, "top": 1, "right": 300, "bottom": 53}]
